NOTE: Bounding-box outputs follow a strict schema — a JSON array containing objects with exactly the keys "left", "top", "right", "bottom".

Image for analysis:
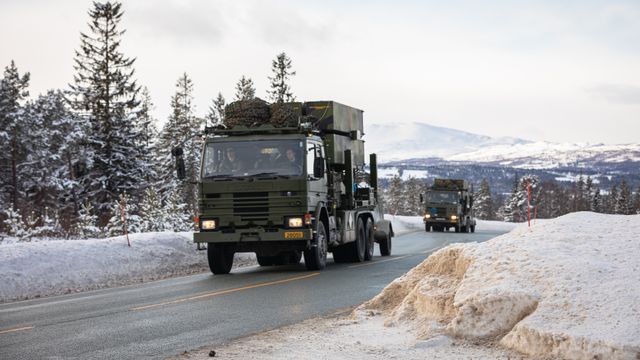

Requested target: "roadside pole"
[
  {"left": 527, "top": 182, "right": 531, "bottom": 228},
  {"left": 120, "top": 196, "right": 131, "bottom": 247}
]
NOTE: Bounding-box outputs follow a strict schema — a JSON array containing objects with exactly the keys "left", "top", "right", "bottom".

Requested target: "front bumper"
[{"left": 194, "top": 227, "right": 314, "bottom": 243}]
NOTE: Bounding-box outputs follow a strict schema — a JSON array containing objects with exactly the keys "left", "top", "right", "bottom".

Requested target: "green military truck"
[
  {"left": 421, "top": 179, "right": 476, "bottom": 233},
  {"left": 175, "top": 100, "right": 393, "bottom": 274}
]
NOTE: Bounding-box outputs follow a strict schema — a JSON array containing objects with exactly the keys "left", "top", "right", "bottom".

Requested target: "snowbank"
[
  {"left": 0, "top": 232, "right": 256, "bottom": 303},
  {"left": 360, "top": 212, "right": 640, "bottom": 359}
]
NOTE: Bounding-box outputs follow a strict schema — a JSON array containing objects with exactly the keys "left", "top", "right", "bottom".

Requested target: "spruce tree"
[
  {"left": 404, "top": 177, "right": 423, "bottom": 216},
  {"left": 634, "top": 186, "right": 640, "bottom": 214},
  {"left": 385, "top": 175, "right": 404, "bottom": 215},
  {"left": 0, "top": 60, "right": 30, "bottom": 215},
  {"left": 574, "top": 174, "right": 585, "bottom": 211},
  {"left": 474, "top": 178, "right": 494, "bottom": 220},
  {"left": 234, "top": 76, "right": 255, "bottom": 100},
  {"left": 616, "top": 179, "right": 632, "bottom": 215},
  {"left": 267, "top": 52, "right": 296, "bottom": 103},
  {"left": 591, "top": 187, "right": 602, "bottom": 213},
  {"left": 205, "top": 92, "right": 225, "bottom": 127},
  {"left": 68, "top": 1, "right": 146, "bottom": 224},
  {"left": 608, "top": 185, "right": 618, "bottom": 214},
  {"left": 156, "top": 73, "right": 204, "bottom": 211}
]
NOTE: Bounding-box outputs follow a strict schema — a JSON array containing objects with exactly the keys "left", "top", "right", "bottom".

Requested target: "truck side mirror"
[
  {"left": 419, "top": 194, "right": 423, "bottom": 203},
  {"left": 172, "top": 147, "right": 186, "bottom": 180},
  {"left": 313, "top": 157, "right": 325, "bottom": 178}
]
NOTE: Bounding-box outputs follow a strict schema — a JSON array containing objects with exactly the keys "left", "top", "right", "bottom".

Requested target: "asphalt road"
[{"left": 0, "top": 227, "right": 508, "bottom": 359}]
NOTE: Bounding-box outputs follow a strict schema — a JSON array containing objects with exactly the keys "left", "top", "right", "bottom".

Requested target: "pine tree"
[
  {"left": 584, "top": 176, "right": 594, "bottom": 211},
  {"left": 591, "top": 187, "right": 602, "bottom": 213},
  {"left": 634, "top": 186, "right": 640, "bottom": 214},
  {"left": 68, "top": 1, "right": 146, "bottom": 225},
  {"left": 267, "top": 52, "right": 296, "bottom": 103},
  {"left": 474, "top": 178, "right": 494, "bottom": 220},
  {"left": 607, "top": 184, "right": 618, "bottom": 214},
  {"left": 0, "top": 61, "right": 30, "bottom": 217},
  {"left": 385, "top": 175, "right": 404, "bottom": 215},
  {"left": 75, "top": 202, "right": 100, "bottom": 238},
  {"left": 505, "top": 174, "right": 538, "bottom": 222},
  {"left": 139, "top": 187, "right": 166, "bottom": 232},
  {"left": 106, "top": 192, "right": 142, "bottom": 236},
  {"left": 404, "top": 177, "right": 424, "bottom": 216},
  {"left": 164, "top": 187, "right": 191, "bottom": 231},
  {"left": 234, "top": 76, "right": 255, "bottom": 100},
  {"left": 156, "top": 73, "right": 204, "bottom": 211},
  {"left": 615, "top": 179, "right": 632, "bottom": 215},
  {"left": 205, "top": 92, "right": 226, "bottom": 127},
  {"left": 574, "top": 174, "right": 585, "bottom": 211}
]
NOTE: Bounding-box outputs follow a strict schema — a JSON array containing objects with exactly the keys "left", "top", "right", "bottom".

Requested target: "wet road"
[{"left": 0, "top": 227, "right": 507, "bottom": 359}]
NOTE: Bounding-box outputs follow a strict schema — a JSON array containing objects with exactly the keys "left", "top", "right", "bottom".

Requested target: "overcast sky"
[{"left": 2, "top": 0, "right": 639, "bottom": 144}]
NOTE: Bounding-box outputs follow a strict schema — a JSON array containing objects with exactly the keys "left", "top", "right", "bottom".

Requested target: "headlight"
[
  {"left": 201, "top": 219, "right": 216, "bottom": 230},
  {"left": 450, "top": 215, "right": 458, "bottom": 220},
  {"left": 288, "top": 217, "right": 304, "bottom": 228},
  {"left": 424, "top": 214, "right": 431, "bottom": 219}
]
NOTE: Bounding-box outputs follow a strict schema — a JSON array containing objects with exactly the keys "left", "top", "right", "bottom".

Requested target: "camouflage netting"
[
  {"left": 269, "top": 102, "right": 302, "bottom": 127},
  {"left": 224, "top": 98, "right": 271, "bottom": 128}
]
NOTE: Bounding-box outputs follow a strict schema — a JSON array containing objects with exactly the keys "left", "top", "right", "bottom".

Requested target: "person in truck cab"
[{"left": 218, "top": 147, "right": 245, "bottom": 173}]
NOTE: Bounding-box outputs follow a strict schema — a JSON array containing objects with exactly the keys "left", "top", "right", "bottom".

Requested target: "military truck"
[
  {"left": 174, "top": 100, "right": 393, "bottom": 274},
  {"left": 421, "top": 179, "right": 476, "bottom": 233}
]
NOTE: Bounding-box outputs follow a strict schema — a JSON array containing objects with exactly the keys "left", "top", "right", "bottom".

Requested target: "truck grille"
[
  {"left": 436, "top": 207, "right": 447, "bottom": 217},
  {"left": 233, "top": 192, "right": 269, "bottom": 221}
]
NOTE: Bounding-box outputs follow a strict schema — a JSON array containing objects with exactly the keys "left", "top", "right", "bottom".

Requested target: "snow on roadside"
[
  {"left": 361, "top": 212, "right": 640, "bottom": 359},
  {"left": 0, "top": 232, "right": 255, "bottom": 303}
]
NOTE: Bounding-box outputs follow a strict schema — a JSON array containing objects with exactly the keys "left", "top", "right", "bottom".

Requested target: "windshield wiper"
[
  {"left": 203, "top": 173, "right": 234, "bottom": 179},
  {"left": 247, "top": 172, "right": 291, "bottom": 179}
]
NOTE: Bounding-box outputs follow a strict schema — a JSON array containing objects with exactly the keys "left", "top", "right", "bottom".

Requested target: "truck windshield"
[
  {"left": 202, "top": 139, "right": 304, "bottom": 178},
  {"left": 426, "top": 191, "right": 459, "bottom": 204}
]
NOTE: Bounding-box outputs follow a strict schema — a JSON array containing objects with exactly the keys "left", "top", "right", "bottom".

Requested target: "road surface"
[{"left": 0, "top": 227, "right": 507, "bottom": 359}]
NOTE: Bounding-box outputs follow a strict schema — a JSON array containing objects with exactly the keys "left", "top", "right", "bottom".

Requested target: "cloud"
[
  {"left": 588, "top": 84, "right": 640, "bottom": 105},
  {"left": 126, "top": 1, "right": 225, "bottom": 46}
]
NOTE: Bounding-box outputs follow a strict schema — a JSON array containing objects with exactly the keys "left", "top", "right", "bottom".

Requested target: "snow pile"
[
  {"left": 0, "top": 232, "right": 256, "bottom": 303},
  {"left": 359, "top": 212, "right": 640, "bottom": 359}
]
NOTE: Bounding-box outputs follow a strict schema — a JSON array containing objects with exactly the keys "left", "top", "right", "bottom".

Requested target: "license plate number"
[
  {"left": 436, "top": 218, "right": 445, "bottom": 221},
  {"left": 284, "top": 231, "right": 304, "bottom": 239}
]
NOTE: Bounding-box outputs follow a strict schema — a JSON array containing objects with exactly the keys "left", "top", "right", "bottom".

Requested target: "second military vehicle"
[
  {"left": 421, "top": 178, "right": 476, "bottom": 233},
  {"left": 175, "top": 100, "right": 393, "bottom": 274}
]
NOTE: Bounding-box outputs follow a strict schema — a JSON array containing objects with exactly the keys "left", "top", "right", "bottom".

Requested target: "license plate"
[
  {"left": 436, "top": 218, "right": 445, "bottom": 221},
  {"left": 284, "top": 231, "right": 304, "bottom": 239}
]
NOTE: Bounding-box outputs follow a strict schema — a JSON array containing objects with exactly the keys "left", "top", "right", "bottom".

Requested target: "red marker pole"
[{"left": 527, "top": 182, "right": 531, "bottom": 228}]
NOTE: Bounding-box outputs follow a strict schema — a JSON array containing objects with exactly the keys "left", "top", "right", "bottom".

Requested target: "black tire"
[
  {"left": 304, "top": 221, "right": 327, "bottom": 270},
  {"left": 461, "top": 225, "right": 467, "bottom": 233},
  {"left": 470, "top": 225, "right": 476, "bottom": 233},
  {"left": 208, "top": 244, "right": 234, "bottom": 275},
  {"left": 364, "top": 219, "right": 375, "bottom": 261},
  {"left": 425, "top": 224, "right": 431, "bottom": 232},
  {"left": 332, "top": 244, "right": 349, "bottom": 263},
  {"left": 379, "top": 233, "right": 392, "bottom": 256},
  {"left": 454, "top": 226, "right": 460, "bottom": 233},
  {"left": 350, "top": 217, "right": 366, "bottom": 262}
]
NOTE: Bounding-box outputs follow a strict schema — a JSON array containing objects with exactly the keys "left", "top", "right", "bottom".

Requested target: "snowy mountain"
[
  {"left": 365, "top": 121, "right": 640, "bottom": 171},
  {"left": 366, "top": 121, "right": 640, "bottom": 192},
  {"left": 364, "top": 122, "right": 529, "bottom": 161}
]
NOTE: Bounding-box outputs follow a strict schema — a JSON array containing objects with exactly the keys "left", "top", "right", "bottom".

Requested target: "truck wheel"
[
  {"left": 461, "top": 225, "right": 467, "bottom": 233},
  {"left": 304, "top": 221, "right": 327, "bottom": 270},
  {"left": 208, "top": 244, "right": 234, "bottom": 275},
  {"left": 350, "top": 217, "right": 366, "bottom": 262},
  {"left": 470, "top": 225, "right": 476, "bottom": 233},
  {"left": 454, "top": 226, "right": 460, "bottom": 233},
  {"left": 425, "top": 224, "right": 431, "bottom": 232},
  {"left": 379, "top": 232, "right": 392, "bottom": 256},
  {"left": 364, "top": 219, "right": 375, "bottom": 261}
]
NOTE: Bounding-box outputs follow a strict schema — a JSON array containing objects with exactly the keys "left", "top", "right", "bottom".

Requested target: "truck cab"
[{"left": 422, "top": 179, "right": 476, "bottom": 233}]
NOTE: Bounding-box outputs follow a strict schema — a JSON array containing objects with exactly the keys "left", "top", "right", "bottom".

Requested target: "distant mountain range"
[{"left": 364, "top": 122, "right": 640, "bottom": 193}]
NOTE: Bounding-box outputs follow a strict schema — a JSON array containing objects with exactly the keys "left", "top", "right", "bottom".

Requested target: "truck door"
[{"left": 307, "top": 141, "right": 328, "bottom": 206}]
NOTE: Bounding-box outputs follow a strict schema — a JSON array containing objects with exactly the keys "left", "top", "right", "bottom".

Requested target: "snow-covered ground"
[
  {"left": 177, "top": 212, "right": 640, "bottom": 360},
  {"left": 0, "top": 233, "right": 256, "bottom": 303}
]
